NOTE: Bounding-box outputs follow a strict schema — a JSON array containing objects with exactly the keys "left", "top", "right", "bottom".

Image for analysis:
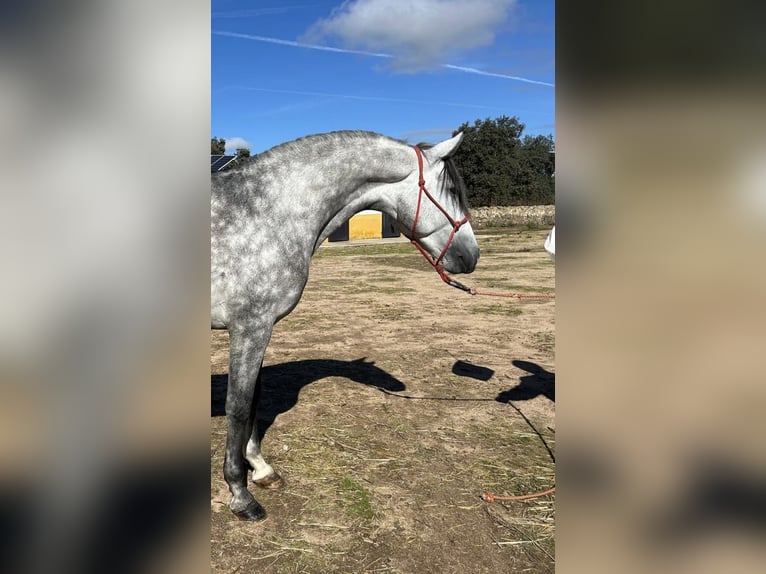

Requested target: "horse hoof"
[
  {"left": 233, "top": 500, "right": 267, "bottom": 521},
  {"left": 253, "top": 472, "right": 285, "bottom": 490}
]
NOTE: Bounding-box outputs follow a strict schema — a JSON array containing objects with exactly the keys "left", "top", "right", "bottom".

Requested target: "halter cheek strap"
[{"left": 409, "top": 146, "right": 474, "bottom": 293}]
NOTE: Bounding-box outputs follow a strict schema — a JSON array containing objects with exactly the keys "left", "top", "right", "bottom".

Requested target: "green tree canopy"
[
  {"left": 211, "top": 137, "right": 226, "bottom": 155},
  {"left": 452, "top": 116, "right": 554, "bottom": 206}
]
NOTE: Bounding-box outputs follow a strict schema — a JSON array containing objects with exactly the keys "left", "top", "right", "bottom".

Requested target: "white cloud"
[
  {"left": 213, "top": 30, "right": 553, "bottom": 86},
  {"left": 302, "top": 0, "right": 517, "bottom": 72},
  {"left": 224, "top": 136, "right": 251, "bottom": 154}
]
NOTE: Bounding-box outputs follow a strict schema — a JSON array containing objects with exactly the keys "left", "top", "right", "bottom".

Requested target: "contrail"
[
  {"left": 212, "top": 31, "right": 555, "bottom": 87},
  {"left": 212, "top": 31, "right": 392, "bottom": 59},
  {"left": 234, "top": 86, "right": 503, "bottom": 110},
  {"left": 442, "top": 64, "right": 555, "bottom": 87}
]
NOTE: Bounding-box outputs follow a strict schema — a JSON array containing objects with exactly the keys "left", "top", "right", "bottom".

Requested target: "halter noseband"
[{"left": 409, "top": 145, "right": 474, "bottom": 293}]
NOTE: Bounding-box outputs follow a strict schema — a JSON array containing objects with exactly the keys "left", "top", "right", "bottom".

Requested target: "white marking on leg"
[{"left": 246, "top": 438, "right": 275, "bottom": 481}]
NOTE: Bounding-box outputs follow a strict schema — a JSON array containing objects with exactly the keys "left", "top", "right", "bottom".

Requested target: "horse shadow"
[
  {"left": 211, "top": 358, "right": 406, "bottom": 434},
  {"left": 495, "top": 359, "right": 555, "bottom": 403}
]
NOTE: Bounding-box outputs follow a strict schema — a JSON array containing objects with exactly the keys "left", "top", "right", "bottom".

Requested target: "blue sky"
[{"left": 212, "top": 0, "right": 554, "bottom": 154}]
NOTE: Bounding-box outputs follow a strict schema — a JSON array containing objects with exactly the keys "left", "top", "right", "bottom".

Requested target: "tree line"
[
  {"left": 451, "top": 116, "right": 554, "bottom": 207},
  {"left": 212, "top": 116, "right": 554, "bottom": 206}
]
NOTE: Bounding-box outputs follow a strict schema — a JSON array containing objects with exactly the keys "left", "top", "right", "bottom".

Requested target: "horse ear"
[{"left": 423, "top": 132, "right": 464, "bottom": 161}]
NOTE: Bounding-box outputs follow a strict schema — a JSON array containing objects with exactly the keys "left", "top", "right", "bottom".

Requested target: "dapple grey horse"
[{"left": 211, "top": 130, "right": 479, "bottom": 520}]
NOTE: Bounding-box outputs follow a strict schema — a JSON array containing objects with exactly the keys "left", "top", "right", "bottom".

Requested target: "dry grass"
[{"left": 211, "top": 228, "right": 555, "bottom": 573}]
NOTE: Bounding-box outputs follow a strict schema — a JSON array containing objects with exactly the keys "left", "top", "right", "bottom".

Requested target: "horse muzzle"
[{"left": 441, "top": 230, "right": 480, "bottom": 274}]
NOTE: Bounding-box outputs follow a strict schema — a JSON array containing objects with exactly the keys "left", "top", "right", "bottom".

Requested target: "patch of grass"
[
  {"left": 309, "top": 280, "right": 414, "bottom": 296},
  {"left": 369, "top": 274, "right": 400, "bottom": 283},
  {"left": 316, "top": 247, "right": 430, "bottom": 272},
  {"left": 524, "top": 262, "right": 556, "bottom": 270},
  {"left": 368, "top": 286, "right": 416, "bottom": 295},
  {"left": 382, "top": 412, "right": 416, "bottom": 435},
  {"left": 314, "top": 250, "right": 431, "bottom": 274},
  {"left": 315, "top": 243, "right": 415, "bottom": 258},
  {"left": 474, "top": 226, "right": 525, "bottom": 235},
  {"left": 468, "top": 305, "right": 523, "bottom": 317},
  {"left": 339, "top": 477, "right": 374, "bottom": 521},
  {"left": 275, "top": 551, "right": 335, "bottom": 574},
  {"left": 476, "top": 237, "right": 536, "bottom": 255},
  {"left": 467, "top": 425, "right": 554, "bottom": 485},
  {"left": 469, "top": 424, "right": 539, "bottom": 447},
  {"left": 476, "top": 280, "right": 554, "bottom": 293},
  {"left": 369, "top": 255, "right": 431, "bottom": 272},
  {"left": 531, "top": 331, "right": 555, "bottom": 354},
  {"left": 371, "top": 304, "right": 410, "bottom": 320},
  {"left": 478, "top": 245, "right": 523, "bottom": 256}
]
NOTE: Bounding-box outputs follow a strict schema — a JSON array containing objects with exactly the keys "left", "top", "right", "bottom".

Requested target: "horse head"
[{"left": 401, "top": 133, "right": 480, "bottom": 275}]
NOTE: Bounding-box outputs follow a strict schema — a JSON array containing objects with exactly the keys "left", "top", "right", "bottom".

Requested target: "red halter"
[{"left": 409, "top": 146, "right": 474, "bottom": 293}]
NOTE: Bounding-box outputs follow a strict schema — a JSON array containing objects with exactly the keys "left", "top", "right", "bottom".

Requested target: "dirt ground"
[{"left": 211, "top": 227, "right": 555, "bottom": 573}]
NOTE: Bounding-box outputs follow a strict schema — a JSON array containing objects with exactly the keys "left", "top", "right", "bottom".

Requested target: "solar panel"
[{"left": 211, "top": 155, "right": 236, "bottom": 172}]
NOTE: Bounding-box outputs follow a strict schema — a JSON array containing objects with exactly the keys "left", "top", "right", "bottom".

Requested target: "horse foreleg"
[
  {"left": 246, "top": 364, "right": 285, "bottom": 489},
  {"left": 224, "top": 323, "right": 271, "bottom": 521}
]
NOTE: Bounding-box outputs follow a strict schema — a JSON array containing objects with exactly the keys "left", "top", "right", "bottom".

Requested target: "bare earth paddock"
[{"left": 211, "top": 227, "right": 555, "bottom": 573}]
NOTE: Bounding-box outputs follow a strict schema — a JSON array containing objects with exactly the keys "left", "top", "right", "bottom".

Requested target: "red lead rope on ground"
[{"left": 471, "top": 289, "right": 555, "bottom": 300}]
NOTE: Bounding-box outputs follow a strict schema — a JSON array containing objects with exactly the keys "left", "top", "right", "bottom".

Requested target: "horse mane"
[{"left": 416, "top": 141, "right": 470, "bottom": 215}]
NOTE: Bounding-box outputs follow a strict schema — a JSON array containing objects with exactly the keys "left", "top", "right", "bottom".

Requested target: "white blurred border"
[{"left": 0, "top": 2, "right": 210, "bottom": 573}]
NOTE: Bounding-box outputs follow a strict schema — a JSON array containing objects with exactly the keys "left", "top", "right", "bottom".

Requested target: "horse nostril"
[{"left": 456, "top": 251, "right": 475, "bottom": 273}]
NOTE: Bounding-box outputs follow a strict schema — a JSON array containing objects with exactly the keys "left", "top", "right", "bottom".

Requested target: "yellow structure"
[
  {"left": 348, "top": 211, "right": 383, "bottom": 240},
  {"left": 324, "top": 209, "right": 400, "bottom": 243}
]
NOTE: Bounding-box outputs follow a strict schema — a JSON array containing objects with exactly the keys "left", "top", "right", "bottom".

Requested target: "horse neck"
[{"left": 262, "top": 136, "right": 413, "bottom": 244}]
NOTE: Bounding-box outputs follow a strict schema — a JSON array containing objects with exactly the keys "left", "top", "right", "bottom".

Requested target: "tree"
[
  {"left": 517, "top": 134, "right": 555, "bottom": 205},
  {"left": 235, "top": 148, "right": 251, "bottom": 159},
  {"left": 211, "top": 137, "right": 226, "bottom": 155},
  {"left": 451, "top": 116, "right": 554, "bottom": 206}
]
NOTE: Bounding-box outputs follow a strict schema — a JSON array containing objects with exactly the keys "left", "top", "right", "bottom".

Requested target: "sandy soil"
[{"left": 211, "top": 227, "right": 555, "bottom": 573}]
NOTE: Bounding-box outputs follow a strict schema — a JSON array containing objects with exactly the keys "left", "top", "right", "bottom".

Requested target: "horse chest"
[{"left": 211, "top": 238, "right": 310, "bottom": 326}]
